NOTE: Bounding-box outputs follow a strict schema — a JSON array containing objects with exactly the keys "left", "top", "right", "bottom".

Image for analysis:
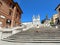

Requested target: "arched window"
[
  {"left": 6, "top": 19, "right": 11, "bottom": 25},
  {"left": 0, "top": 2, "right": 2, "bottom": 7},
  {"left": 9, "top": 9, "right": 12, "bottom": 15},
  {"left": 9, "top": 3, "right": 14, "bottom": 9},
  {"left": 56, "top": 18, "right": 60, "bottom": 24},
  {"left": 59, "top": 8, "right": 60, "bottom": 12}
]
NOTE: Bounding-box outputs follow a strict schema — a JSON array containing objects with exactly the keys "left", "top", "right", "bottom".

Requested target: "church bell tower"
[{"left": 32, "top": 14, "right": 41, "bottom": 27}]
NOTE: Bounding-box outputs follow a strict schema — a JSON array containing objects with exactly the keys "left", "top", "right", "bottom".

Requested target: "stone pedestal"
[{"left": 0, "top": 32, "right": 2, "bottom": 39}]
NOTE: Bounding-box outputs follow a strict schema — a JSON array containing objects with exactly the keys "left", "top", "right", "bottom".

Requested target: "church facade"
[
  {"left": 22, "top": 15, "right": 41, "bottom": 28},
  {"left": 32, "top": 15, "right": 41, "bottom": 27}
]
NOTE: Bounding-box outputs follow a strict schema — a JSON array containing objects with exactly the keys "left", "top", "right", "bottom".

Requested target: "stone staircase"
[{"left": 2, "top": 27, "right": 60, "bottom": 43}]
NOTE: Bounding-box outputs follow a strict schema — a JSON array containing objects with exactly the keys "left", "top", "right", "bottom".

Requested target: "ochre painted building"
[
  {"left": 53, "top": 14, "right": 58, "bottom": 24},
  {"left": 0, "top": 0, "right": 23, "bottom": 28}
]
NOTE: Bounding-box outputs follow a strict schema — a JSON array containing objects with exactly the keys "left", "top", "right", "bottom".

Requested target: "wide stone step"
[
  {"left": 2, "top": 27, "right": 60, "bottom": 43},
  {"left": 2, "top": 37, "right": 60, "bottom": 43}
]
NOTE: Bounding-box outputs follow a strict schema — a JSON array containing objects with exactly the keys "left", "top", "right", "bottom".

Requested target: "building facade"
[
  {"left": 53, "top": 14, "right": 58, "bottom": 24},
  {"left": 52, "top": 4, "right": 60, "bottom": 25},
  {"left": 0, "top": 0, "right": 23, "bottom": 28}
]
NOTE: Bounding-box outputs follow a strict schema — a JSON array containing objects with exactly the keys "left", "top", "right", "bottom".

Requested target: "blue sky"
[{"left": 14, "top": 0, "right": 60, "bottom": 22}]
